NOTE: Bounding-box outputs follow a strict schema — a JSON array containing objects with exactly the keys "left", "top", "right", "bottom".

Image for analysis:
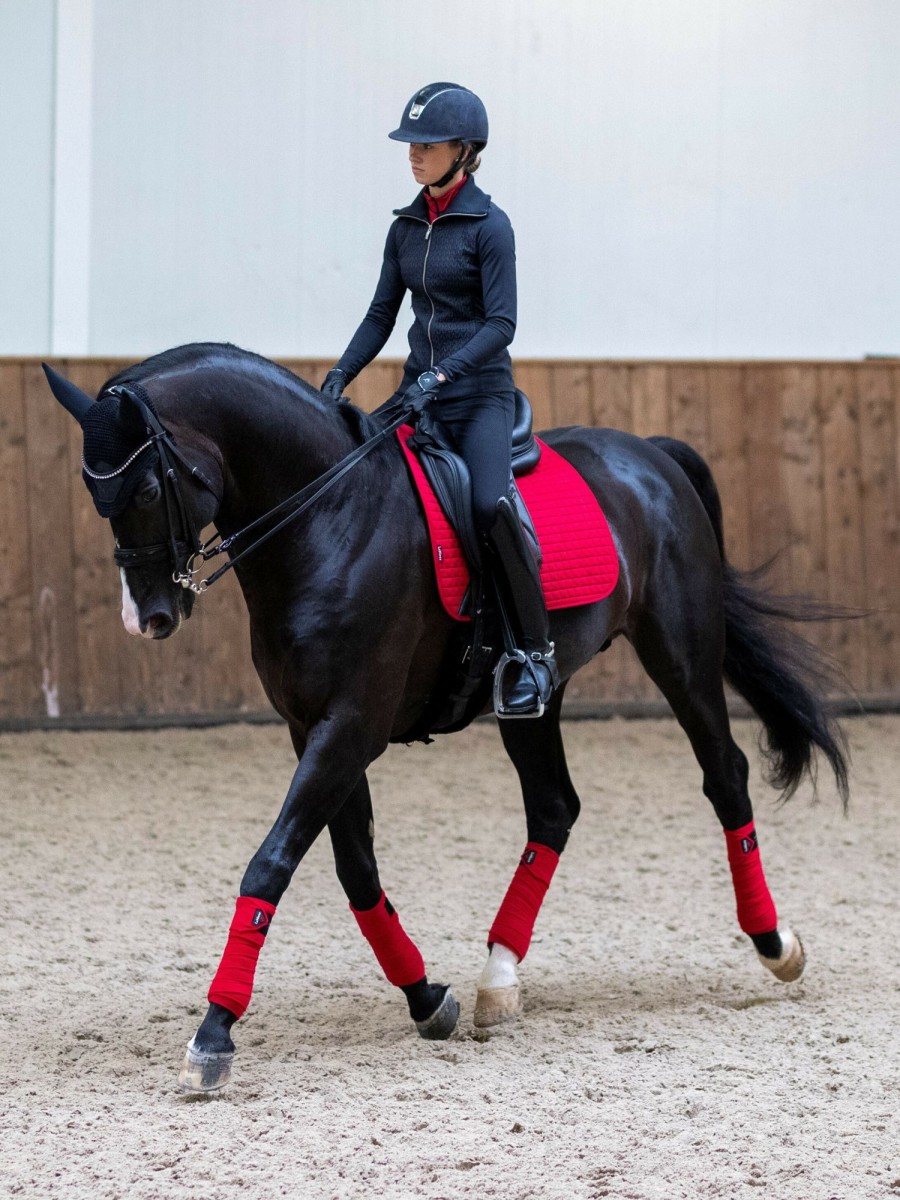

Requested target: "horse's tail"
[{"left": 647, "top": 435, "right": 850, "bottom": 807}]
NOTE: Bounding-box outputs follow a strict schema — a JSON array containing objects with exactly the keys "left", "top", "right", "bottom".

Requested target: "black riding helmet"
[
  {"left": 389, "top": 82, "right": 488, "bottom": 189},
  {"left": 389, "top": 82, "right": 489, "bottom": 143}
]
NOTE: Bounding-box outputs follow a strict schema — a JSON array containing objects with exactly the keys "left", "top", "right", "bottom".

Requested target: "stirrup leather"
[{"left": 493, "top": 642, "right": 558, "bottom": 720}]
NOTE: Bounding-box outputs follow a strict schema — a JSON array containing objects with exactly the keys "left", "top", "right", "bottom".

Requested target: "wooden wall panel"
[
  {"left": 744, "top": 366, "right": 792, "bottom": 589},
  {"left": 0, "top": 364, "right": 35, "bottom": 718},
  {"left": 669, "top": 365, "right": 710, "bottom": 457},
  {"left": 819, "top": 367, "right": 867, "bottom": 685},
  {"left": 550, "top": 362, "right": 592, "bottom": 429},
  {"left": 857, "top": 366, "right": 900, "bottom": 693},
  {"left": 589, "top": 364, "right": 630, "bottom": 430},
  {"left": 23, "top": 361, "right": 80, "bottom": 719},
  {"left": 2, "top": 357, "right": 898, "bottom": 723},
  {"left": 629, "top": 364, "right": 670, "bottom": 439},
  {"left": 780, "top": 366, "right": 827, "bottom": 602}
]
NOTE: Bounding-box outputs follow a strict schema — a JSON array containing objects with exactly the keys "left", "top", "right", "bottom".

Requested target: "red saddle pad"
[{"left": 397, "top": 426, "right": 619, "bottom": 622}]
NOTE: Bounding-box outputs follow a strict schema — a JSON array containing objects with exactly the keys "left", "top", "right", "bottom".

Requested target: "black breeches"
[{"left": 436, "top": 392, "right": 515, "bottom": 535}]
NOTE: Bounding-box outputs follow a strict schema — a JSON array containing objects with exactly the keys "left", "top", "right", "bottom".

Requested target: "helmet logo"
[{"left": 408, "top": 87, "right": 457, "bottom": 122}]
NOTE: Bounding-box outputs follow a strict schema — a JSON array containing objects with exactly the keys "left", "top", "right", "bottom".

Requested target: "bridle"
[
  {"left": 102, "top": 386, "right": 211, "bottom": 590},
  {"left": 109, "top": 386, "right": 418, "bottom": 596}
]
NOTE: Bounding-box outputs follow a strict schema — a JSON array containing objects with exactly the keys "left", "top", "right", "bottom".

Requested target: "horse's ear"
[
  {"left": 41, "top": 363, "right": 94, "bottom": 424},
  {"left": 112, "top": 385, "right": 156, "bottom": 437}
]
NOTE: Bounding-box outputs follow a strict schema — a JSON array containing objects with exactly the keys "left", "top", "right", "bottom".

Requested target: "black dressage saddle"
[{"left": 408, "top": 389, "right": 542, "bottom": 573}]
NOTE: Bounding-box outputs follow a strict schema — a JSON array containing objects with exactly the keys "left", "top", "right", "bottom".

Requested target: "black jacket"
[{"left": 336, "top": 178, "right": 517, "bottom": 400}]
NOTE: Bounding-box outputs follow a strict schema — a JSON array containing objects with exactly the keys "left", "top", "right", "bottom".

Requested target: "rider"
[{"left": 321, "top": 82, "right": 557, "bottom": 717}]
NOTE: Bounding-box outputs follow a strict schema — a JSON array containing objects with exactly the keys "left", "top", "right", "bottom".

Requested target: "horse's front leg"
[
  {"left": 328, "top": 774, "right": 459, "bottom": 1038},
  {"left": 177, "top": 720, "right": 369, "bottom": 1093}
]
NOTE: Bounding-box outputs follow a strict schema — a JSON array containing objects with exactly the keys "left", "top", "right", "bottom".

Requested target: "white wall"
[
  {"left": 2, "top": 0, "right": 899, "bottom": 358},
  {"left": 0, "top": 0, "right": 56, "bottom": 352}
]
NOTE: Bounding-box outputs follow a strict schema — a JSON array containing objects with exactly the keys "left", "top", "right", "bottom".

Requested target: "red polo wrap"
[
  {"left": 208, "top": 895, "right": 277, "bottom": 1019},
  {"left": 488, "top": 842, "right": 560, "bottom": 961},
  {"left": 351, "top": 892, "right": 425, "bottom": 987},
  {"left": 724, "top": 822, "right": 777, "bottom": 934}
]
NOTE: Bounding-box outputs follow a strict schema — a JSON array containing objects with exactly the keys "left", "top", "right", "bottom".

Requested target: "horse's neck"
[{"left": 165, "top": 368, "right": 354, "bottom": 527}]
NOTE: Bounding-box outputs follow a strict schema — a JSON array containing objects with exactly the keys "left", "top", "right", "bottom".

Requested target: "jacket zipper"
[
  {"left": 397, "top": 210, "right": 487, "bottom": 373},
  {"left": 422, "top": 222, "right": 436, "bottom": 369}
]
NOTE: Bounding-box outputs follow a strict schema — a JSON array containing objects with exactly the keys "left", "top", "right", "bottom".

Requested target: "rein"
[
  {"left": 186, "top": 404, "right": 414, "bottom": 592},
  {"left": 112, "top": 387, "right": 417, "bottom": 595}
]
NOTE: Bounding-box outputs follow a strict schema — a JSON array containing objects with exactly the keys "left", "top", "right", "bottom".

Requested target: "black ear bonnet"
[{"left": 81, "top": 384, "right": 166, "bottom": 518}]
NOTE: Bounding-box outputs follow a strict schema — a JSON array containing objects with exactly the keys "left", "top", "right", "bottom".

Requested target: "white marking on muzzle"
[{"left": 120, "top": 570, "right": 147, "bottom": 637}]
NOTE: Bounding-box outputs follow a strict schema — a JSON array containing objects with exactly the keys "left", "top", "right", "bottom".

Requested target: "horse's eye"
[{"left": 135, "top": 481, "right": 161, "bottom": 508}]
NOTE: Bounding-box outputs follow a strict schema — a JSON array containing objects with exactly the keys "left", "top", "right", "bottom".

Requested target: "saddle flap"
[
  {"left": 409, "top": 407, "right": 541, "bottom": 575},
  {"left": 409, "top": 428, "right": 484, "bottom": 573}
]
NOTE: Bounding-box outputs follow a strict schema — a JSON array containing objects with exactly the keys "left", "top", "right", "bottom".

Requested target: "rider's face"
[{"left": 408, "top": 141, "right": 461, "bottom": 189}]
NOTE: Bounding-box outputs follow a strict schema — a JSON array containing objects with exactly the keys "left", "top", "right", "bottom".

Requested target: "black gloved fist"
[
  {"left": 321, "top": 367, "right": 348, "bottom": 400},
  {"left": 403, "top": 370, "right": 442, "bottom": 414}
]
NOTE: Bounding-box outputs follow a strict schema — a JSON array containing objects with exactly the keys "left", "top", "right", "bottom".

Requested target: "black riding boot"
[{"left": 486, "top": 496, "right": 559, "bottom": 718}]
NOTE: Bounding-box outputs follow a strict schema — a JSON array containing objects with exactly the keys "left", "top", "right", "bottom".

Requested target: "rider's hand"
[
  {"left": 320, "top": 367, "right": 348, "bottom": 401},
  {"left": 404, "top": 370, "right": 442, "bottom": 413}
]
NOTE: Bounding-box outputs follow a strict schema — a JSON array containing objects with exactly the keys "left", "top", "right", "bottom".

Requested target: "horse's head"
[{"left": 43, "top": 364, "right": 222, "bottom": 640}]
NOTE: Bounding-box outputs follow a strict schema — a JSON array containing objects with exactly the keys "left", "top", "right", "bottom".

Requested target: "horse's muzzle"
[{"left": 144, "top": 609, "right": 180, "bottom": 639}]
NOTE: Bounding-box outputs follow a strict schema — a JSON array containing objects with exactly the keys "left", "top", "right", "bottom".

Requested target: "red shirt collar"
[{"left": 424, "top": 174, "right": 469, "bottom": 223}]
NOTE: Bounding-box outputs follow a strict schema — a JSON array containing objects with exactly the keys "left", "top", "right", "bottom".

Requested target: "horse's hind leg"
[
  {"left": 630, "top": 597, "right": 805, "bottom": 983},
  {"left": 328, "top": 775, "right": 460, "bottom": 1040},
  {"left": 476, "top": 686, "right": 581, "bottom": 1026}
]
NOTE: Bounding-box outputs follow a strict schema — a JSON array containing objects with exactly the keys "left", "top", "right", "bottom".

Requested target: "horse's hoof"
[
  {"left": 474, "top": 984, "right": 521, "bottom": 1027},
  {"left": 415, "top": 986, "right": 460, "bottom": 1040},
  {"left": 177, "top": 1037, "right": 234, "bottom": 1093},
  {"left": 758, "top": 927, "right": 806, "bottom": 983}
]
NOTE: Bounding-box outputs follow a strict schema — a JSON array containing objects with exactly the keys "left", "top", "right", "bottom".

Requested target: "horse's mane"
[{"left": 102, "top": 342, "right": 381, "bottom": 442}]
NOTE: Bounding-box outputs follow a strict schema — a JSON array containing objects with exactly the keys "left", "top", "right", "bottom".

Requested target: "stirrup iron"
[{"left": 493, "top": 643, "right": 557, "bottom": 720}]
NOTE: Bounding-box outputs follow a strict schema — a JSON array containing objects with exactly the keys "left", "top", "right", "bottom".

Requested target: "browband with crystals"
[{"left": 82, "top": 435, "right": 162, "bottom": 480}]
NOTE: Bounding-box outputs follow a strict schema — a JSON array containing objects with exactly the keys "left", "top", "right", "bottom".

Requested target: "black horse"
[{"left": 43, "top": 344, "right": 847, "bottom": 1093}]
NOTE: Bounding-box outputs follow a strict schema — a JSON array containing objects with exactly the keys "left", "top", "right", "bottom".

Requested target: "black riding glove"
[
  {"left": 321, "top": 367, "right": 348, "bottom": 401},
  {"left": 403, "top": 370, "right": 441, "bottom": 415}
]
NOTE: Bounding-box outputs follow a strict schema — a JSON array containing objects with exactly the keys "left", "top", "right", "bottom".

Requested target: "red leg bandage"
[
  {"left": 488, "top": 842, "right": 560, "bottom": 961},
  {"left": 724, "top": 822, "right": 777, "bottom": 935},
  {"left": 351, "top": 892, "right": 425, "bottom": 987},
  {"left": 208, "top": 896, "right": 277, "bottom": 1019}
]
